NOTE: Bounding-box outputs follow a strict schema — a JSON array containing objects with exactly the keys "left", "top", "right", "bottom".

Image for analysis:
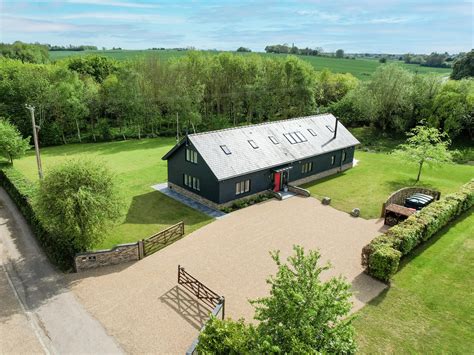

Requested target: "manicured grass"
[
  {"left": 49, "top": 50, "right": 451, "bottom": 80},
  {"left": 303, "top": 151, "right": 474, "bottom": 219},
  {"left": 11, "top": 138, "right": 212, "bottom": 249},
  {"left": 354, "top": 209, "right": 474, "bottom": 353}
]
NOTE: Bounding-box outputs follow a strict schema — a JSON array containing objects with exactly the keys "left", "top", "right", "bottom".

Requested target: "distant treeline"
[
  {"left": 48, "top": 44, "right": 98, "bottom": 51},
  {"left": 265, "top": 44, "right": 321, "bottom": 56}
]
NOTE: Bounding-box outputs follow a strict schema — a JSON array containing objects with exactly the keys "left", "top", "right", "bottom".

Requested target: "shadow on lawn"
[
  {"left": 396, "top": 209, "right": 472, "bottom": 273},
  {"left": 125, "top": 190, "right": 212, "bottom": 227},
  {"left": 37, "top": 138, "right": 175, "bottom": 158},
  {"left": 384, "top": 178, "right": 436, "bottom": 193}
]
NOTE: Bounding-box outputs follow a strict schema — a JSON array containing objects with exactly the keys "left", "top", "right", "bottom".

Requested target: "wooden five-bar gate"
[{"left": 178, "top": 265, "right": 225, "bottom": 355}]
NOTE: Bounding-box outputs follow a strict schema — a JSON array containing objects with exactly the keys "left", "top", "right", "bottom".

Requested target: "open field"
[
  {"left": 354, "top": 209, "right": 474, "bottom": 353},
  {"left": 10, "top": 138, "right": 212, "bottom": 249},
  {"left": 49, "top": 49, "right": 452, "bottom": 80}
]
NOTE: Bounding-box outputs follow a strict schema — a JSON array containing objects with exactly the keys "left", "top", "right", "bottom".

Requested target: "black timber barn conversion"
[{"left": 162, "top": 114, "right": 359, "bottom": 209}]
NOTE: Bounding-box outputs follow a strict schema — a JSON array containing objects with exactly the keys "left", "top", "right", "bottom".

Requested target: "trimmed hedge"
[
  {"left": 363, "top": 179, "right": 474, "bottom": 282},
  {"left": 0, "top": 167, "right": 74, "bottom": 270}
]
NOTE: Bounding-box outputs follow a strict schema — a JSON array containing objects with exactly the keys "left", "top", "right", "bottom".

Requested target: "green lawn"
[
  {"left": 303, "top": 151, "right": 474, "bottom": 219},
  {"left": 354, "top": 209, "right": 474, "bottom": 353},
  {"left": 12, "top": 138, "right": 212, "bottom": 249},
  {"left": 49, "top": 49, "right": 451, "bottom": 80}
]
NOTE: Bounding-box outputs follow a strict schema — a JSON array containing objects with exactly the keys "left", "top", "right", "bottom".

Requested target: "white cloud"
[
  {"left": 1, "top": 16, "right": 76, "bottom": 33},
  {"left": 369, "top": 16, "right": 415, "bottom": 24},
  {"left": 60, "top": 12, "right": 184, "bottom": 24},
  {"left": 66, "top": 0, "right": 159, "bottom": 9},
  {"left": 296, "top": 10, "right": 341, "bottom": 22}
]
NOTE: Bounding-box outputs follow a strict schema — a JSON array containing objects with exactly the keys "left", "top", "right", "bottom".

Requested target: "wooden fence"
[
  {"left": 178, "top": 265, "right": 225, "bottom": 355},
  {"left": 143, "top": 221, "right": 185, "bottom": 257},
  {"left": 74, "top": 221, "right": 184, "bottom": 272}
]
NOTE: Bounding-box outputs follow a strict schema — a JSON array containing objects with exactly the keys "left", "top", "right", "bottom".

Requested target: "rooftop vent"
[
  {"left": 248, "top": 140, "right": 259, "bottom": 149},
  {"left": 326, "top": 125, "right": 334, "bottom": 133},
  {"left": 220, "top": 145, "right": 231, "bottom": 155},
  {"left": 307, "top": 128, "right": 317, "bottom": 136}
]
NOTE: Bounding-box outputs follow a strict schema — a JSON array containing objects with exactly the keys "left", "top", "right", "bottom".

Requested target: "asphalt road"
[{"left": 0, "top": 187, "right": 123, "bottom": 355}]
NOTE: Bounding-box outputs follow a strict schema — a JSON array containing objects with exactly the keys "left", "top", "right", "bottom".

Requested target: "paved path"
[
  {"left": 152, "top": 183, "right": 226, "bottom": 218},
  {"left": 0, "top": 187, "right": 123, "bottom": 355},
  {"left": 70, "top": 196, "right": 386, "bottom": 354}
]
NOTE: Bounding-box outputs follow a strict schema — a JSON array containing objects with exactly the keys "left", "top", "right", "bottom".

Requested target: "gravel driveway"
[{"left": 69, "top": 196, "right": 386, "bottom": 354}]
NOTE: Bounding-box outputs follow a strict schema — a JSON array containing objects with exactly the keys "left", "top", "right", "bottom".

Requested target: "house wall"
[
  {"left": 167, "top": 141, "right": 220, "bottom": 203},
  {"left": 217, "top": 146, "right": 356, "bottom": 204}
]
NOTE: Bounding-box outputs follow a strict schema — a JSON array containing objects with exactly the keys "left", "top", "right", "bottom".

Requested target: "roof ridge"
[{"left": 189, "top": 113, "right": 333, "bottom": 137}]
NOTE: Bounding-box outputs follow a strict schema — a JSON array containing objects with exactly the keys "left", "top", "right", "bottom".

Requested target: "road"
[{"left": 0, "top": 187, "right": 123, "bottom": 355}]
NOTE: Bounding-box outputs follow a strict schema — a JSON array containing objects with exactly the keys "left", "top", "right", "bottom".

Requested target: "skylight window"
[
  {"left": 283, "top": 133, "right": 297, "bottom": 144},
  {"left": 269, "top": 136, "right": 279, "bottom": 144},
  {"left": 294, "top": 131, "right": 307, "bottom": 142},
  {"left": 307, "top": 128, "right": 317, "bottom": 136},
  {"left": 284, "top": 131, "right": 307, "bottom": 144},
  {"left": 248, "top": 140, "right": 259, "bottom": 149},
  {"left": 220, "top": 145, "right": 231, "bottom": 155},
  {"left": 326, "top": 125, "right": 334, "bottom": 133}
]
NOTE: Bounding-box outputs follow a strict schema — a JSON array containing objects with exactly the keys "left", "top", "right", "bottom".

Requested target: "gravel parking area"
[{"left": 69, "top": 196, "right": 386, "bottom": 354}]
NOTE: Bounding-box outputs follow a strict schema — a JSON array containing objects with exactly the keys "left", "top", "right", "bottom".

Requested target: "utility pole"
[
  {"left": 25, "top": 104, "right": 43, "bottom": 180},
  {"left": 176, "top": 112, "right": 180, "bottom": 142}
]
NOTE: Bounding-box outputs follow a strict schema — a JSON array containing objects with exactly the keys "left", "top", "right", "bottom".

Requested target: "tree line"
[{"left": 0, "top": 50, "right": 472, "bottom": 147}]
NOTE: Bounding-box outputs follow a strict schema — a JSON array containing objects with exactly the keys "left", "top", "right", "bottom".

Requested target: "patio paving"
[
  {"left": 68, "top": 196, "right": 386, "bottom": 354},
  {"left": 151, "top": 183, "right": 226, "bottom": 219}
]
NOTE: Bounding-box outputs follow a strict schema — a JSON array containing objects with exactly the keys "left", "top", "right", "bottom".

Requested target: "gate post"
[{"left": 138, "top": 240, "right": 145, "bottom": 259}]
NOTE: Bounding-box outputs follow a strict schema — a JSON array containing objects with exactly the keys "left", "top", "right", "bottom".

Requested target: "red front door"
[{"left": 273, "top": 172, "right": 281, "bottom": 192}]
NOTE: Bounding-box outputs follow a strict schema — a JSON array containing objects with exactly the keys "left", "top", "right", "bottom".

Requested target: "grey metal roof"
[{"left": 186, "top": 114, "right": 360, "bottom": 181}]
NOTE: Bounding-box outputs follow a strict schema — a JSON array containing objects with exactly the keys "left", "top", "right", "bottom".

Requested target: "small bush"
[{"left": 363, "top": 179, "right": 474, "bottom": 281}]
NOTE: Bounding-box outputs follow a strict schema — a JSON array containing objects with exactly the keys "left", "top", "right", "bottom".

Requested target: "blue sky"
[{"left": 1, "top": 0, "right": 472, "bottom": 53}]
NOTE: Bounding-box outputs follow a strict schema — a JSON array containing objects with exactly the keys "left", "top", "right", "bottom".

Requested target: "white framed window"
[
  {"left": 185, "top": 148, "right": 198, "bottom": 163},
  {"left": 184, "top": 174, "right": 200, "bottom": 191},
  {"left": 302, "top": 162, "right": 313, "bottom": 174},
  {"left": 235, "top": 179, "right": 250, "bottom": 195},
  {"left": 331, "top": 155, "right": 336, "bottom": 165}
]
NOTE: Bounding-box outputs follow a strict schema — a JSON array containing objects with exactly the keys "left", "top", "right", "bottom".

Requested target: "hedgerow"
[
  {"left": 362, "top": 179, "right": 474, "bottom": 281},
  {"left": 0, "top": 167, "right": 74, "bottom": 270}
]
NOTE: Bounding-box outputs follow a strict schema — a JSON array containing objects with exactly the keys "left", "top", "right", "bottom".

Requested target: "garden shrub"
[
  {"left": 364, "top": 179, "right": 474, "bottom": 281},
  {"left": 367, "top": 245, "right": 401, "bottom": 282},
  {"left": 0, "top": 167, "right": 74, "bottom": 270}
]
